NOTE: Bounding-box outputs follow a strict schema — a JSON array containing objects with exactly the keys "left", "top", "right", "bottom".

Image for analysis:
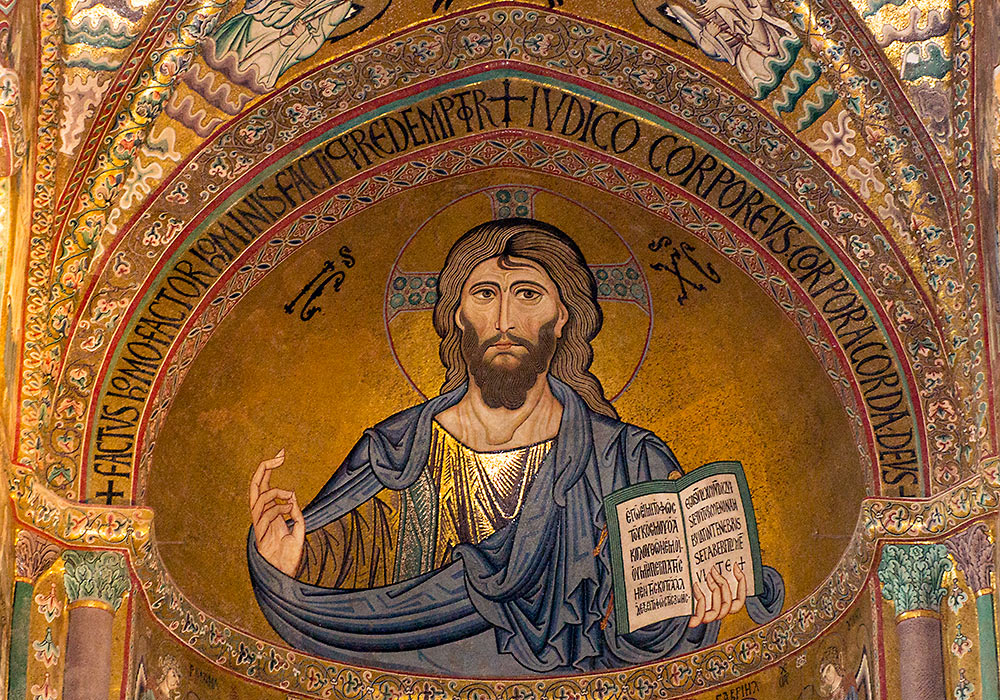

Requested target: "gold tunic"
[
  {"left": 297, "top": 422, "right": 553, "bottom": 589},
  {"left": 428, "top": 421, "right": 553, "bottom": 566}
]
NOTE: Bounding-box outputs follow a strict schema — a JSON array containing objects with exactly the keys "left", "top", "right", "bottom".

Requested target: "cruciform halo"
[{"left": 383, "top": 184, "right": 653, "bottom": 402}]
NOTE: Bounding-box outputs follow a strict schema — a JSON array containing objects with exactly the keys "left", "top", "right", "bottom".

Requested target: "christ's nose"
[{"left": 496, "top": 292, "right": 514, "bottom": 333}]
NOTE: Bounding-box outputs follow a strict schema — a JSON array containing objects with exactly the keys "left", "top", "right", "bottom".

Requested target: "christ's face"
[{"left": 456, "top": 256, "right": 568, "bottom": 408}]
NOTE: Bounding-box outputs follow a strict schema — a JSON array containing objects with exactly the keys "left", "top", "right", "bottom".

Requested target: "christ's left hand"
[{"left": 688, "top": 564, "right": 747, "bottom": 628}]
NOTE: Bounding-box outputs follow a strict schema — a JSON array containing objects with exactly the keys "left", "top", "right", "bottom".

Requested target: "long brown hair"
[{"left": 433, "top": 218, "right": 617, "bottom": 418}]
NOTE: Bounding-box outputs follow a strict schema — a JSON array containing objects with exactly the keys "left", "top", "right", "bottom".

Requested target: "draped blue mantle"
[{"left": 248, "top": 378, "right": 784, "bottom": 676}]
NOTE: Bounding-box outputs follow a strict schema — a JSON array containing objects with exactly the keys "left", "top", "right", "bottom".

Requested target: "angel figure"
[
  {"left": 663, "top": 0, "right": 801, "bottom": 99},
  {"left": 211, "top": 0, "right": 358, "bottom": 89},
  {"left": 798, "top": 646, "right": 872, "bottom": 700},
  {"left": 135, "top": 655, "right": 182, "bottom": 700}
]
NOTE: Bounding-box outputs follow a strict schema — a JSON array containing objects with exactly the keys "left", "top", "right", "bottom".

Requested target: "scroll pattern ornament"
[
  {"left": 47, "top": 0, "right": 230, "bottom": 326},
  {"left": 8, "top": 466, "right": 152, "bottom": 547},
  {"left": 776, "top": 0, "right": 985, "bottom": 491},
  {"left": 863, "top": 458, "right": 1000, "bottom": 538},
  {"left": 20, "top": 0, "right": 232, "bottom": 485},
  {"left": 20, "top": 0, "right": 64, "bottom": 476}
]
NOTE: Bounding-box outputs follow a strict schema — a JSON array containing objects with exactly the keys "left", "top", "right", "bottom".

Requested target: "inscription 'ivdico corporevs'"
[{"left": 88, "top": 78, "right": 920, "bottom": 503}]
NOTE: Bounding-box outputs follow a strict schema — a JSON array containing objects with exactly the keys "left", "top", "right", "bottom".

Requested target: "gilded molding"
[
  {"left": 896, "top": 609, "right": 943, "bottom": 622},
  {"left": 8, "top": 465, "right": 152, "bottom": 549},
  {"left": 66, "top": 598, "right": 115, "bottom": 612}
]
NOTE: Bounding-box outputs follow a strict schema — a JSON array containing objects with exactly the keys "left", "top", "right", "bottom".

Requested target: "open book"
[{"left": 603, "top": 461, "right": 763, "bottom": 634}]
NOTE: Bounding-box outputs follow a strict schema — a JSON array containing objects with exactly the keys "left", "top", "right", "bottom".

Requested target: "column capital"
[
  {"left": 946, "top": 523, "right": 995, "bottom": 594},
  {"left": 878, "top": 543, "right": 950, "bottom": 616},
  {"left": 62, "top": 551, "right": 129, "bottom": 612},
  {"left": 14, "top": 531, "right": 60, "bottom": 584}
]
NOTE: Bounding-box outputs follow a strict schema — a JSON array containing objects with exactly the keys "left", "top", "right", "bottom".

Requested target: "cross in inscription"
[
  {"left": 96, "top": 479, "right": 124, "bottom": 504},
  {"left": 433, "top": 0, "right": 562, "bottom": 10},
  {"left": 487, "top": 78, "right": 528, "bottom": 127}
]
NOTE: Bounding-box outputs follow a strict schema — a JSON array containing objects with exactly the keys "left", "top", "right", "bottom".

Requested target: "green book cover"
[{"left": 603, "top": 461, "right": 764, "bottom": 634}]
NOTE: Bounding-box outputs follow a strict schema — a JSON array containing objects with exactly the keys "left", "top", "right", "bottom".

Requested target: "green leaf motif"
[
  {"left": 877, "top": 544, "right": 950, "bottom": 615},
  {"left": 62, "top": 551, "right": 129, "bottom": 611}
]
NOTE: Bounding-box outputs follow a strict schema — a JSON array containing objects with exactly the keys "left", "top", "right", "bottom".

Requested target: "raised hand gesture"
[{"left": 250, "top": 449, "right": 305, "bottom": 577}]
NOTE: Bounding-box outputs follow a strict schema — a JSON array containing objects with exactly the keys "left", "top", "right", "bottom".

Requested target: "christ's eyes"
[{"left": 466, "top": 283, "right": 546, "bottom": 303}]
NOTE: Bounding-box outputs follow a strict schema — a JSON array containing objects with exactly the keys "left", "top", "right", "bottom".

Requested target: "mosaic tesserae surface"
[{"left": 0, "top": 0, "right": 999, "bottom": 698}]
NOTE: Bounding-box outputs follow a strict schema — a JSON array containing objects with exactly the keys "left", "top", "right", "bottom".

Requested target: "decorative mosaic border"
[
  {"left": 773, "top": 0, "right": 990, "bottom": 490},
  {"left": 125, "top": 462, "right": 1000, "bottom": 698},
  {"left": 7, "top": 466, "right": 151, "bottom": 548},
  {"left": 43, "top": 6, "right": 960, "bottom": 498},
  {"left": 19, "top": 0, "right": 64, "bottom": 472},
  {"left": 19, "top": 0, "right": 231, "bottom": 480},
  {"left": 950, "top": 0, "right": 995, "bottom": 478},
  {"left": 51, "top": 0, "right": 214, "bottom": 241}
]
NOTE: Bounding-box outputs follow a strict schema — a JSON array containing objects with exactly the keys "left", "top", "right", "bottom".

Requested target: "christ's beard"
[{"left": 461, "top": 318, "right": 557, "bottom": 410}]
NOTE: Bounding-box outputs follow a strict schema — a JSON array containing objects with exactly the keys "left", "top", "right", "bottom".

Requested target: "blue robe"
[{"left": 248, "top": 377, "right": 784, "bottom": 676}]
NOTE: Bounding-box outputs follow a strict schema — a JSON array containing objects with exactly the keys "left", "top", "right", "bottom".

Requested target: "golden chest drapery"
[
  {"left": 427, "top": 422, "right": 553, "bottom": 566},
  {"left": 296, "top": 422, "right": 553, "bottom": 589}
]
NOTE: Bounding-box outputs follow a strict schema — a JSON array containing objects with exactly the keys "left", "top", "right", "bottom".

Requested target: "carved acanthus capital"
[
  {"left": 14, "top": 531, "right": 60, "bottom": 583},
  {"left": 946, "top": 523, "right": 995, "bottom": 594},
  {"left": 62, "top": 550, "right": 129, "bottom": 612},
  {"left": 878, "top": 544, "right": 950, "bottom": 616}
]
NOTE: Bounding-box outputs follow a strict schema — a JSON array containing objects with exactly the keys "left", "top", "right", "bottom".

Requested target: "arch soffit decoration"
[
  {"left": 28, "top": 5, "right": 989, "bottom": 497},
  {"left": 4, "top": 1, "right": 998, "bottom": 696}
]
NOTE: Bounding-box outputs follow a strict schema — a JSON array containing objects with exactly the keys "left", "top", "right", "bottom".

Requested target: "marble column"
[
  {"left": 7, "top": 532, "right": 60, "bottom": 700},
  {"left": 61, "top": 551, "right": 129, "bottom": 700},
  {"left": 878, "top": 543, "right": 950, "bottom": 700},
  {"left": 947, "top": 523, "right": 999, "bottom": 700}
]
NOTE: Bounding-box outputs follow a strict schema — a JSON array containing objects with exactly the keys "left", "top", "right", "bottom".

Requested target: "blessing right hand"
[{"left": 250, "top": 449, "right": 305, "bottom": 577}]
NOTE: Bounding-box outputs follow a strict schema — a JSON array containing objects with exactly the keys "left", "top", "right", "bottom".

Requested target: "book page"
[
  {"left": 680, "top": 474, "right": 756, "bottom": 600},
  {"left": 612, "top": 491, "right": 692, "bottom": 632}
]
